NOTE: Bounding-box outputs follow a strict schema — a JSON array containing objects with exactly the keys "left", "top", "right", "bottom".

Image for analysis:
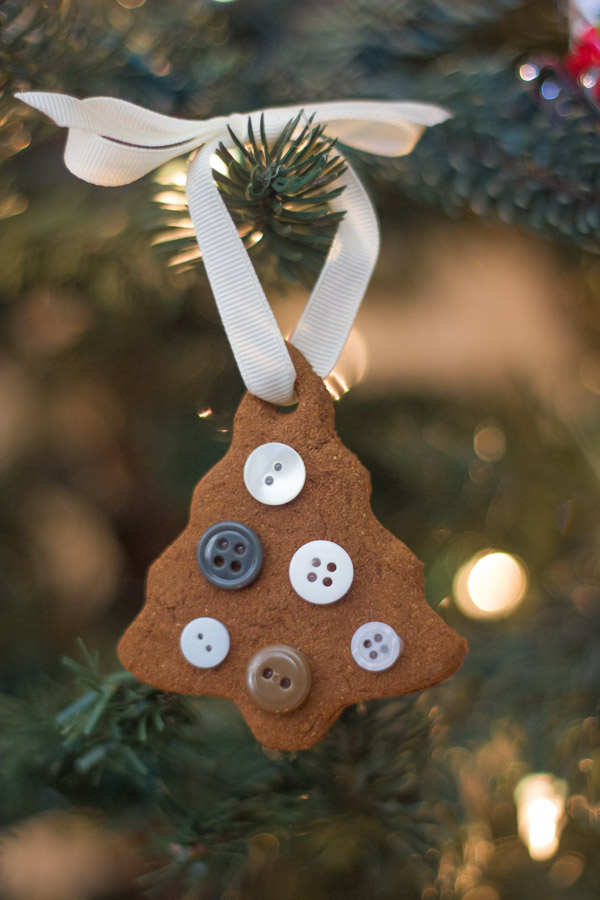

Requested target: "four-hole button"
[
  {"left": 350, "top": 621, "right": 403, "bottom": 672},
  {"left": 289, "top": 539, "right": 354, "bottom": 605},
  {"left": 196, "top": 521, "right": 263, "bottom": 589}
]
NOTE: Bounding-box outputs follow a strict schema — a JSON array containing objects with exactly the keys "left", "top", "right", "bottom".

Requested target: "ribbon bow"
[{"left": 16, "top": 92, "right": 449, "bottom": 403}]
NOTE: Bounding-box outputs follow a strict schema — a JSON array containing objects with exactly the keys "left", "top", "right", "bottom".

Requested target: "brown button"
[{"left": 246, "top": 645, "right": 311, "bottom": 713}]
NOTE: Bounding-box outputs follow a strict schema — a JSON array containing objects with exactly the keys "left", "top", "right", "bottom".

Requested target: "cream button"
[
  {"left": 289, "top": 539, "right": 353, "bottom": 605},
  {"left": 243, "top": 442, "right": 306, "bottom": 506},
  {"left": 180, "top": 617, "right": 230, "bottom": 668},
  {"left": 246, "top": 644, "right": 311, "bottom": 712},
  {"left": 350, "top": 621, "right": 403, "bottom": 672}
]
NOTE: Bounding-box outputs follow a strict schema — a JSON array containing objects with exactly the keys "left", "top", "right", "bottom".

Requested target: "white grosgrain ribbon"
[{"left": 16, "top": 91, "right": 449, "bottom": 404}]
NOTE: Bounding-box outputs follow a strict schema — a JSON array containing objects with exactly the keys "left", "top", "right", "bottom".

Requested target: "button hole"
[
  {"left": 217, "top": 538, "right": 229, "bottom": 550},
  {"left": 280, "top": 677, "right": 291, "bottom": 689},
  {"left": 374, "top": 634, "right": 383, "bottom": 642},
  {"left": 311, "top": 558, "right": 321, "bottom": 567},
  {"left": 231, "top": 560, "right": 242, "bottom": 572},
  {"left": 206, "top": 645, "right": 212, "bottom": 652},
  {"left": 363, "top": 639, "right": 371, "bottom": 648},
  {"left": 322, "top": 577, "right": 333, "bottom": 587},
  {"left": 327, "top": 562, "right": 337, "bottom": 572},
  {"left": 273, "top": 462, "right": 283, "bottom": 471},
  {"left": 214, "top": 556, "right": 225, "bottom": 567},
  {"left": 234, "top": 543, "right": 246, "bottom": 555},
  {"left": 307, "top": 572, "right": 317, "bottom": 582},
  {"left": 369, "top": 651, "right": 378, "bottom": 659},
  {"left": 197, "top": 633, "right": 204, "bottom": 640},
  {"left": 262, "top": 668, "right": 273, "bottom": 679}
]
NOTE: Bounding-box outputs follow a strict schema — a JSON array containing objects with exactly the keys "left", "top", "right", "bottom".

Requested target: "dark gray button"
[{"left": 196, "top": 521, "right": 263, "bottom": 589}]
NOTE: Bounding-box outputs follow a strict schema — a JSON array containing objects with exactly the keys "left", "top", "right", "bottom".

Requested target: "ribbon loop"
[{"left": 16, "top": 91, "right": 449, "bottom": 403}]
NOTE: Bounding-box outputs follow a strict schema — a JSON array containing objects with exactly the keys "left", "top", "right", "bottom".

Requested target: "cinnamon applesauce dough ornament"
[{"left": 17, "top": 91, "right": 467, "bottom": 750}]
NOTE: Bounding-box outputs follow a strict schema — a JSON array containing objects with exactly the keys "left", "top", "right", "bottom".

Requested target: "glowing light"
[
  {"left": 198, "top": 408, "right": 213, "bottom": 419},
  {"left": 324, "top": 327, "right": 368, "bottom": 399},
  {"left": 473, "top": 422, "right": 506, "bottom": 462},
  {"left": 541, "top": 81, "right": 560, "bottom": 101},
  {"left": 581, "top": 72, "right": 598, "bottom": 89},
  {"left": 168, "top": 248, "right": 202, "bottom": 268},
  {"left": 211, "top": 153, "right": 229, "bottom": 176},
  {"left": 154, "top": 191, "right": 188, "bottom": 212},
  {"left": 154, "top": 163, "right": 188, "bottom": 187},
  {"left": 519, "top": 63, "right": 539, "bottom": 82},
  {"left": 515, "top": 774, "right": 567, "bottom": 861},
  {"left": 453, "top": 550, "right": 527, "bottom": 620}
]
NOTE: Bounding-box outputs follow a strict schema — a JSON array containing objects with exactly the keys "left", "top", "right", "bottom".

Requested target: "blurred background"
[{"left": 1, "top": 1, "right": 600, "bottom": 899}]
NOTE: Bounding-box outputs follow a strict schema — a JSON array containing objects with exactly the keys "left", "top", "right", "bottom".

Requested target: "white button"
[
  {"left": 180, "top": 617, "right": 230, "bottom": 668},
  {"left": 289, "top": 539, "right": 354, "bottom": 604},
  {"left": 244, "top": 442, "right": 306, "bottom": 506},
  {"left": 350, "top": 621, "right": 403, "bottom": 672}
]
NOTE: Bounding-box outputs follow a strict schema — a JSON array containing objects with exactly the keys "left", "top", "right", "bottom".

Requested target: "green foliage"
[
  {"left": 154, "top": 112, "right": 347, "bottom": 288},
  {"left": 0, "top": 643, "right": 453, "bottom": 898},
  {"left": 370, "top": 61, "right": 600, "bottom": 254}
]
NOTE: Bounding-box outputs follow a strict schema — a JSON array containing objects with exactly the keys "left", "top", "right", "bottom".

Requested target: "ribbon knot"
[
  {"left": 16, "top": 91, "right": 449, "bottom": 403},
  {"left": 227, "top": 112, "right": 249, "bottom": 141}
]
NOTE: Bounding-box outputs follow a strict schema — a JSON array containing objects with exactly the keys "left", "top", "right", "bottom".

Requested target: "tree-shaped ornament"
[{"left": 17, "top": 92, "right": 467, "bottom": 750}]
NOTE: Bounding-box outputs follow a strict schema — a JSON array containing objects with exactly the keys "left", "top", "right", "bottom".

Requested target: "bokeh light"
[
  {"left": 453, "top": 550, "right": 528, "bottom": 620},
  {"left": 473, "top": 422, "right": 506, "bottom": 462},
  {"left": 324, "top": 327, "right": 368, "bottom": 399},
  {"left": 515, "top": 774, "right": 567, "bottom": 861}
]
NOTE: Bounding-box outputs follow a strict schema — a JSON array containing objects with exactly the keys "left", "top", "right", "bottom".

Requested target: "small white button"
[
  {"left": 180, "top": 617, "right": 230, "bottom": 668},
  {"left": 244, "top": 442, "right": 306, "bottom": 506},
  {"left": 350, "top": 621, "right": 403, "bottom": 672},
  {"left": 289, "top": 539, "right": 353, "bottom": 605}
]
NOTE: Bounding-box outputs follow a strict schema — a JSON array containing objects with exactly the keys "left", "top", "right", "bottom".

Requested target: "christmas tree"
[{"left": 1, "top": 1, "right": 600, "bottom": 898}]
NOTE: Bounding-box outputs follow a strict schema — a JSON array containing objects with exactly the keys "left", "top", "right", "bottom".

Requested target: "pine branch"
[
  {"left": 0, "top": 642, "right": 452, "bottom": 895},
  {"left": 152, "top": 112, "right": 347, "bottom": 289},
  {"left": 364, "top": 59, "right": 600, "bottom": 254}
]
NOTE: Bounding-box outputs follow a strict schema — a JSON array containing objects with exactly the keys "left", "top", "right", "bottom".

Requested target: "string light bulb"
[
  {"left": 453, "top": 550, "right": 527, "bottom": 620},
  {"left": 515, "top": 774, "right": 567, "bottom": 861}
]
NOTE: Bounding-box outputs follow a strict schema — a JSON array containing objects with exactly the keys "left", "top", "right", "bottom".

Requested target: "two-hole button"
[
  {"left": 196, "top": 521, "right": 263, "bottom": 589},
  {"left": 246, "top": 645, "right": 311, "bottom": 712},
  {"left": 244, "top": 442, "right": 306, "bottom": 506},
  {"left": 180, "top": 616, "right": 230, "bottom": 668}
]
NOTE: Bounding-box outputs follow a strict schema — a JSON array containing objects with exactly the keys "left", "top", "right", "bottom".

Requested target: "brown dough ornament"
[{"left": 119, "top": 345, "right": 467, "bottom": 750}]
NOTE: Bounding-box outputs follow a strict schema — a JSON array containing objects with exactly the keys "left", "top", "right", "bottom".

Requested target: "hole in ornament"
[
  {"left": 363, "top": 639, "right": 371, "bottom": 648},
  {"left": 217, "top": 538, "right": 229, "bottom": 550},
  {"left": 276, "top": 391, "right": 299, "bottom": 414},
  {"left": 262, "top": 668, "right": 273, "bottom": 679},
  {"left": 274, "top": 462, "right": 283, "bottom": 471},
  {"left": 265, "top": 475, "right": 274, "bottom": 486},
  {"left": 197, "top": 633, "right": 204, "bottom": 640},
  {"left": 327, "top": 562, "right": 337, "bottom": 572},
  {"left": 214, "top": 556, "right": 225, "bottom": 567},
  {"left": 312, "top": 558, "right": 321, "bottom": 567},
  {"left": 231, "top": 560, "right": 242, "bottom": 572},
  {"left": 280, "top": 677, "right": 291, "bottom": 689},
  {"left": 369, "top": 651, "right": 378, "bottom": 660},
  {"left": 235, "top": 543, "right": 245, "bottom": 554},
  {"left": 323, "top": 577, "right": 333, "bottom": 587},
  {"left": 307, "top": 572, "right": 317, "bottom": 582},
  {"left": 381, "top": 645, "right": 389, "bottom": 653},
  {"left": 206, "top": 645, "right": 212, "bottom": 652},
  {"left": 374, "top": 633, "right": 382, "bottom": 642}
]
